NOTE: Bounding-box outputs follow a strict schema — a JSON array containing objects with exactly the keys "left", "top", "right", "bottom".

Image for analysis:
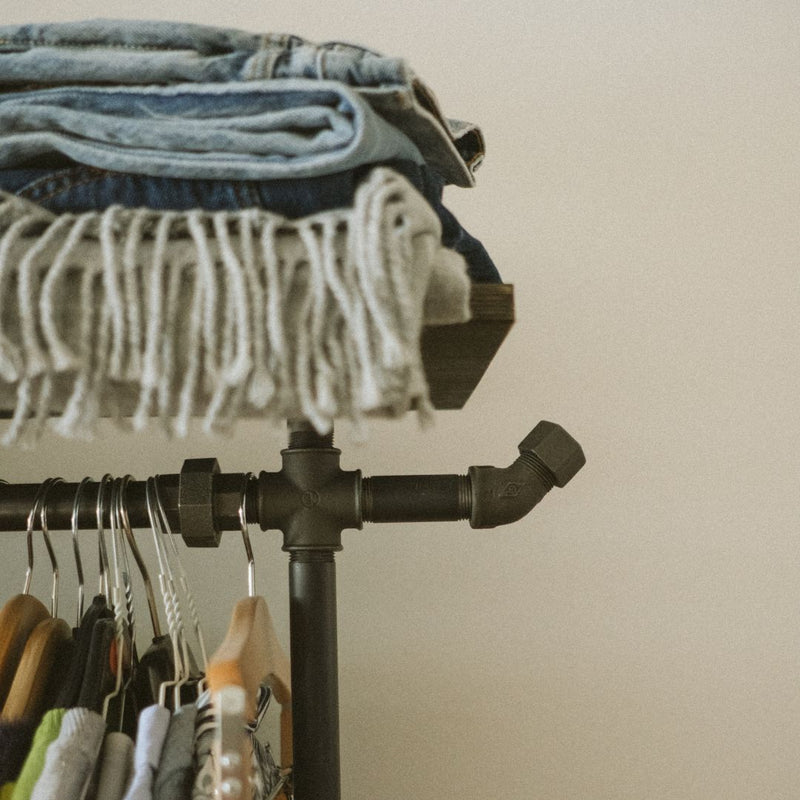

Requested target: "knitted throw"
[{"left": 0, "top": 168, "right": 470, "bottom": 443}]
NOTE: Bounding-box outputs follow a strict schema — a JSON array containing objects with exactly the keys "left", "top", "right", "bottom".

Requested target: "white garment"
[
  {"left": 30, "top": 707, "right": 105, "bottom": 800},
  {"left": 121, "top": 705, "right": 171, "bottom": 800}
]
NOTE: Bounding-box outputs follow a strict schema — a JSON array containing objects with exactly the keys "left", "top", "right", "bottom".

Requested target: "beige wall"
[{"left": 2, "top": 2, "right": 799, "bottom": 798}]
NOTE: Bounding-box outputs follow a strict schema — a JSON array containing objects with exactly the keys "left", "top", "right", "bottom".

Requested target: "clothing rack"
[
  {"left": 0, "top": 287, "right": 585, "bottom": 800},
  {"left": 0, "top": 417, "right": 584, "bottom": 800}
]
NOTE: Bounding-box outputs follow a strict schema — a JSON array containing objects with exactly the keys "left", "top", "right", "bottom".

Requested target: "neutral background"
[{"left": 2, "top": 2, "right": 799, "bottom": 798}]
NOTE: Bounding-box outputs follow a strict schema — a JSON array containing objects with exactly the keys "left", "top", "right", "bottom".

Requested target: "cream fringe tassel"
[{"left": 0, "top": 168, "right": 471, "bottom": 443}]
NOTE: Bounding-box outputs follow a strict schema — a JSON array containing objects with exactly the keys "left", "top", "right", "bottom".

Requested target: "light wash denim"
[
  {"left": 0, "top": 79, "right": 428, "bottom": 182},
  {"left": 0, "top": 19, "right": 483, "bottom": 187},
  {"left": 0, "top": 159, "right": 501, "bottom": 282}
]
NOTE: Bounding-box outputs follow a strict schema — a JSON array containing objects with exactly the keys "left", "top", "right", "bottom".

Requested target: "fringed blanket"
[{"left": 0, "top": 167, "right": 470, "bottom": 443}]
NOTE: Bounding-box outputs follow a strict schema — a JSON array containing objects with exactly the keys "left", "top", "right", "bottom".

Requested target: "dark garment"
[
  {"left": 132, "top": 636, "right": 174, "bottom": 712},
  {"left": 0, "top": 158, "right": 501, "bottom": 282},
  {"left": 152, "top": 704, "right": 197, "bottom": 800},
  {"left": 55, "top": 594, "right": 112, "bottom": 709},
  {"left": 0, "top": 721, "right": 36, "bottom": 784},
  {"left": 76, "top": 616, "right": 118, "bottom": 714}
]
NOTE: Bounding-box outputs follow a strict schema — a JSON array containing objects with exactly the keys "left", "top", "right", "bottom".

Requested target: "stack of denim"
[{"left": 0, "top": 20, "right": 500, "bottom": 443}]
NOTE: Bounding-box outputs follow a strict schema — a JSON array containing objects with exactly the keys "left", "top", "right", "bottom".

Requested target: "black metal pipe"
[
  {"left": 0, "top": 474, "right": 260, "bottom": 534},
  {"left": 288, "top": 550, "right": 341, "bottom": 800},
  {"left": 362, "top": 474, "right": 472, "bottom": 523}
]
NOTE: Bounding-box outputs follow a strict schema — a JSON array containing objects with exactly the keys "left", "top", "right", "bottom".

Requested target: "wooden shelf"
[
  {"left": 0, "top": 283, "right": 514, "bottom": 421},
  {"left": 422, "top": 283, "right": 515, "bottom": 409}
]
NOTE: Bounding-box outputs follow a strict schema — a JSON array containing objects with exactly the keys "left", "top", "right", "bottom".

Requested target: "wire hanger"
[
  {"left": 119, "top": 474, "right": 162, "bottom": 641},
  {"left": 70, "top": 476, "right": 89, "bottom": 626},
  {"left": 153, "top": 474, "right": 209, "bottom": 676},
  {"left": 96, "top": 474, "right": 112, "bottom": 600},
  {"left": 145, "top": 475, "right": 191, "bottom": 710},
  {"left": 101, "top": 476, "right": 134, "bottom": 725}
]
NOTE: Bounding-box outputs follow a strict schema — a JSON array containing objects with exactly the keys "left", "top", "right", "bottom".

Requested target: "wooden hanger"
[
  {"left": 1, "top": 477, "right": 73, "bottom": 722},
  {"left": 0, "top": 477, "right": 62, "bottom": 711},
  {"left": 207, "top": 594, "right": 292, "bottom": 752},
  {"left": 0, "top": 593, "right": 50, "bottom": 708},
  {"left": 206, "top": 475, "right": 292, "bottom": 800},
  {"left": 207, "top": 596, "right": 293, "bottom": 800},
  {"left": 1, "top": 615, "right": 71, "bottom": 721}
]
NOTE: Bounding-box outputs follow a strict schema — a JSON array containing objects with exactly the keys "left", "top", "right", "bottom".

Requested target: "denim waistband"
[
  {"left": 0, "top": 79, "right": 426, "bottom": 181},
  {"left": 0, "top": 159, "right": 501, "bottom": 283},
  {"left": 0, "top": 19, "right": 484, "bottom": 187}
]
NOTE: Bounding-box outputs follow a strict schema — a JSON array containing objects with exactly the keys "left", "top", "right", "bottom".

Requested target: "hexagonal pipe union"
[{"left": 469, "top": 420, "right": 585, "bottom": 529}]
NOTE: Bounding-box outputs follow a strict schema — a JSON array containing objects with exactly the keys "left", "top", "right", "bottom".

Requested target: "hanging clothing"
[
  {"left": 121, "top": 705, "right": 171, "bottom": 800},
  {"left": 93, "top": 732, "right": 134, "bottom": 800},
  {"left": 9, "top": 707, "right": 65, "bottom": 800},
  {"left": 29, "top": 707, "right": 105, "bottom": 800},
  {"left": 152, "top": 704, "right": 197, "bottom": 800},
  {"left": 0, "top": 721, "right": 36, "bottom": 786},
  {"left": 76, "top": 618, "right": 119, "bottom": 714},
  {"left": 192, "top": 692, "right": 280, "bottom": 800},
  {"left": 55, "top": 595, "right": 112, "bottom": 709}
]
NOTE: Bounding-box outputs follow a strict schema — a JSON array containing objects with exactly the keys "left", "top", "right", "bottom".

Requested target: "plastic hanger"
[
  {"left": 207, "top": 473, "right": 292, "bottom": 800},
  {"left": 0, "top": 480, "right": 53, "bottom": 708},
  {"left": 2, "top": 478, "right": 72, "bottom": 721}
]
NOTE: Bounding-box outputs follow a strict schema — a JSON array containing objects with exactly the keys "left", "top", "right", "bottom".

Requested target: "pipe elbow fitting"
[{"left": 468, "top": 421, "right": 585, "bottom": 529}]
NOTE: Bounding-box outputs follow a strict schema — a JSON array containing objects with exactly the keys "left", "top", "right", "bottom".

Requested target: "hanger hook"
[
  {"left": 239, "top": 472, "right": 255, "bottom": 598},
  {"left": 23, "top": 477, "right": 57, "bottom": 595},
  {"left": 39, "top": 476, "right": 63, "bottom": 618},
  {"left": 103, "top": 476, "right": 130, "bottom": 725},
  {"left": 96, "top": 474, "right": 112, "bottom": 599},
  {"left": 152, "top": 475, "right": 210, "bottom": 677},
  {"left": 119, "top": 474, "right": 162, "bottom": 640},
  {"left": 71, "top": 477, "right": 90, "bottom": 626}
]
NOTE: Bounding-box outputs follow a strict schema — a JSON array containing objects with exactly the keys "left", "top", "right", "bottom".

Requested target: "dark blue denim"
[{"left": 0, "top": 159, "right": 500, "bottom": 282}]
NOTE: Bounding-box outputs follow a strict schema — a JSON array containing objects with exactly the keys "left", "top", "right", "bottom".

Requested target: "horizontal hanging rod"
[
  {"left": 0, "top": 421, "right": 585, "bottom": 546},
  {"left": 0, "top": 472, "right": 256, "bottom": 536}
]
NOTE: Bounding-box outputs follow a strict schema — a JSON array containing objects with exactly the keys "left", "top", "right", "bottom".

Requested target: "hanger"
[
  {"left": 206, "top": 473, "right": 292, "bottom": 800},
  {"left": 118, "top": 474, "right": 162, "bottom": 643},
  {"left": 0, "top": 480, "right": 55, "bottom": 708},
  {"left": 89, "top": 476, "right": 136, "bottom": 732},
  {"left": 55, "top": 476, "right": 115, "bottom": 710},
  {"left": 141, "top": 475, "right": 189, "bottom": 711},
  {"left": 70, "top": 475, "right": 87, "bottom": 626},
  {"left": 2, "top": 478, "right": 72, "bottom": 722},
  {"left": 153, "top": 474, "right": 209, "bottom": 678},
  {"left": 76, "top": 476, "right": 132, "bottom": 716}
]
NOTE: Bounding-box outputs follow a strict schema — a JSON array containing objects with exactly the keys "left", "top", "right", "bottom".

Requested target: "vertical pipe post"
[
  {"left": 288, "top": 550, "right": 341, "bottom": 800},
  {"left": 280, "top": 421, "right": 346, "bottom": 800}
]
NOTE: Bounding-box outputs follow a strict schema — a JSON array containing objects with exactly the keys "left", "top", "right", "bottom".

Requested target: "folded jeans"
[
  {"left": 0, "top": 19, "right": 483, "bottom": 187},
  {"left": 0, "top": 79, "right": 428, "bottom": 182}
]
